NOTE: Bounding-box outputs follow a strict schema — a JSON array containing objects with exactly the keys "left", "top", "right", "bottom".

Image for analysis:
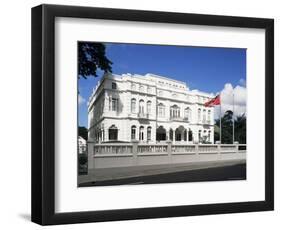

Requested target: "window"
[
  {"left": 112, "top": 82, "right": 117, "bottom": 89},
  {"left": 147, "top": 101, "right": 152, "bottom": 114},
  {"left": 147, "top": 127, "right": 152, "bottom": 141},
  {"left": 139, "top": 100, "right": 145, "bottom": 114},
  {"left": 184, "top": 107, "right": 191, "bottom": 121},
  {"left": 139, "top": 126, "right": 144, "bottom": 141},
  {"left": 147, "top": 87, "right": 152, "bottom": 93},
  {"left": 158, "top": 91, "right": 163, "bottom": 96},
  {"left": 157, "top": 103, "right": 165, "bottom": 117},
  {"left": 108, "top": 125, "right": 118, "bottom": 140},
  {"left": 139, "top": 85, "right": 144, "bottom": 92},
  {"left": 131, "top": 125, "right": 136, "bottom": 140},
  {"left": 203, "top": 109, "right": 206, "bottom": 123},
  {"left": 109, "top": 98, "right": 118, "bottom": 111},
  {"left": 207, "top": 110, "right": 211, "bottom": 123},
  {"left": 131, "top": 98, "right": 136, "bottom": 113},
  {"left": 170, "top": 105, "right": 180, "bottom": 118},
  {"left": 198, "top": 108, "right": 201, "bottom": 122}
]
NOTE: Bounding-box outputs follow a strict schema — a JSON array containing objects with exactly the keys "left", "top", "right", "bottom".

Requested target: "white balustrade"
[{"left": 91, "top": 142, "right": 246, "bottom": 155}]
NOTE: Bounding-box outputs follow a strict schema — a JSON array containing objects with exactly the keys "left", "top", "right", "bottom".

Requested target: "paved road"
[{"left": 80, "top": 163, "right": 246, "bottom": 187}]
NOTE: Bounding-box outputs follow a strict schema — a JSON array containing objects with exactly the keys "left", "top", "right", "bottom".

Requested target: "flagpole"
[
  {"left": 219, "top": 94, "right": 222, "bottom": 144},
  {"left": 233, "top": 92, "right": 235, "bottom": 144}
]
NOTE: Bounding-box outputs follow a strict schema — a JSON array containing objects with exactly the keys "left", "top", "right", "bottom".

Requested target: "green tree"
[
  {"left": 78, "top": 126, "right": 88, "bottom": 140},
  {"left": 78, "top": 42, "right": 113, "bottom": 79},
  {"left": 214, "top": 110, "right": 246, "bottom": 144},
  {"left": 235, "top": 114, "right": 246, "bottom": 144}
]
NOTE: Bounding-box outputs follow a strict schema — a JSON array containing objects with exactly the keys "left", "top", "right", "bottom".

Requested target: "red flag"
[{"left": 204, "top": 95, "right": 221, "bottom": 107}]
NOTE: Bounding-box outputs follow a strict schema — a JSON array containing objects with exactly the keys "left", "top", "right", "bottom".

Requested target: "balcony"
[
  {"left": 202, "top": 120, "right": 211, "bottom": 125},
  {"left": 170, "top": 116, "right": 183, "bottom": 121},
  {"left": 138, "top": 113, "right": 149, "bottom": 119}
]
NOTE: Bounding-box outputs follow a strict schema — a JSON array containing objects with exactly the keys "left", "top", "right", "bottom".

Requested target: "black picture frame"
[{"left": 31, "top": 4, "right": 274, "bottom": 225}]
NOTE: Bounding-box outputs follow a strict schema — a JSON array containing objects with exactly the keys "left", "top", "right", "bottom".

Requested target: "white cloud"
[
  {"left": 214, "top": 83, "right": 247, "bottom": 119},
  {"left": 78, "top": 94, "right": 86, "bottom": 106},
  {"left": 239, "top": 78, "right": 246, "bottom": 87}
]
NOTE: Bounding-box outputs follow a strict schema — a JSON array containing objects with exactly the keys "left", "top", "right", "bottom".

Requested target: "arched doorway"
[
  {"left": 156, "top": 126, "right": 166, "bottom": 141},
  {"left": 175, "top": 126, "right": 185, "bottom": 142}
]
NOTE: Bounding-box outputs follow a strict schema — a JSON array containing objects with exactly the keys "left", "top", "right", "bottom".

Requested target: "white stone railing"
[
  {"left": 198, "top": 144, "right": 219, "bottom": 153},
  {"left": 172, "top": 145, "right": 196, "bottom": 153},
  {"left": 93, "top": 143, "right": 133, "bottom": 155},
  {"left": 137, "top": 144, "right": 168, "bottom": 153},
  {"left": 88, "top": 142, "right": 246, "bottom": 169},
  {"left": 91, "top": 142, "right": 246, "bottom": 155}
]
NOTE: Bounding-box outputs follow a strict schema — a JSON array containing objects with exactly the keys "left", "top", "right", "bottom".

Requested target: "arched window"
[
  {"left": 131, "top": 98, "right": 136, "bottom": 113},
  {"left": 139, "top": 85, "right": 144, "bottom": 92},
  {"left": 147, "top": 126, "right": 152, "bottom": 141},
  {"left": 157, "top": 103, "right": 165, "bottom": 117},
  {"left": 147, "top": 101, "right": 152, "bottom": 114},
  {"left": 170, "top": 105, "right": 180, "bottom": 118},
  {"left": 184, "top": 107, "right": 191, "bottom": 121},
  {"left": 108, "top": 125, "right": 118, "bottom": 140},
  {"left": 139, "top": 126, "right": 144, "bottom": 141},
  {"left": 203, "top": 109, "right": 206, "bottom": 123},
  {"left": 147, "top": 87, "right": 152, "bottom": 93},
  {"left": 198, "top": 108, "right": 201, "bottom": 122},
  {"left": 131, "top": 125, "right": 136, "bottom": 140},
  {"left": 139, "top": 100, "right": 145, "bottom": 114}
]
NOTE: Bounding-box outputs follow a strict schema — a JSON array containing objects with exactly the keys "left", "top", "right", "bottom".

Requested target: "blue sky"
[{"left": 78, "top": 43, "right": 246, "bottom": 127}]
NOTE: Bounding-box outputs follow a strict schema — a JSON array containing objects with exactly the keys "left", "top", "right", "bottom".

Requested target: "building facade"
[{"left": 87, "top": 73, "right": 215, "bottom": 144}]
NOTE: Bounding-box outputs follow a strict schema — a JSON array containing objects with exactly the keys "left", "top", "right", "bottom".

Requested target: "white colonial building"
[{"left": 87, "top": 73, "right": 215, "bottom": 144}]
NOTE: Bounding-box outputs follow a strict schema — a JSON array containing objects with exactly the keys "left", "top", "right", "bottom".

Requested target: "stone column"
[
  {"left": 132, "top": 140, "right": 139, "bottom": 166},
  {"left": 104, "top": 129, "right": 108, "bottom": 141},
  {"left": 166, "top": 131, "right": 170, "bottom": 141},
  {"left": 166, "top": 140, "right": 172, "bottom": 164},
  {"left": 136, "top": 127, "right": 139, "bottom": 141}
]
